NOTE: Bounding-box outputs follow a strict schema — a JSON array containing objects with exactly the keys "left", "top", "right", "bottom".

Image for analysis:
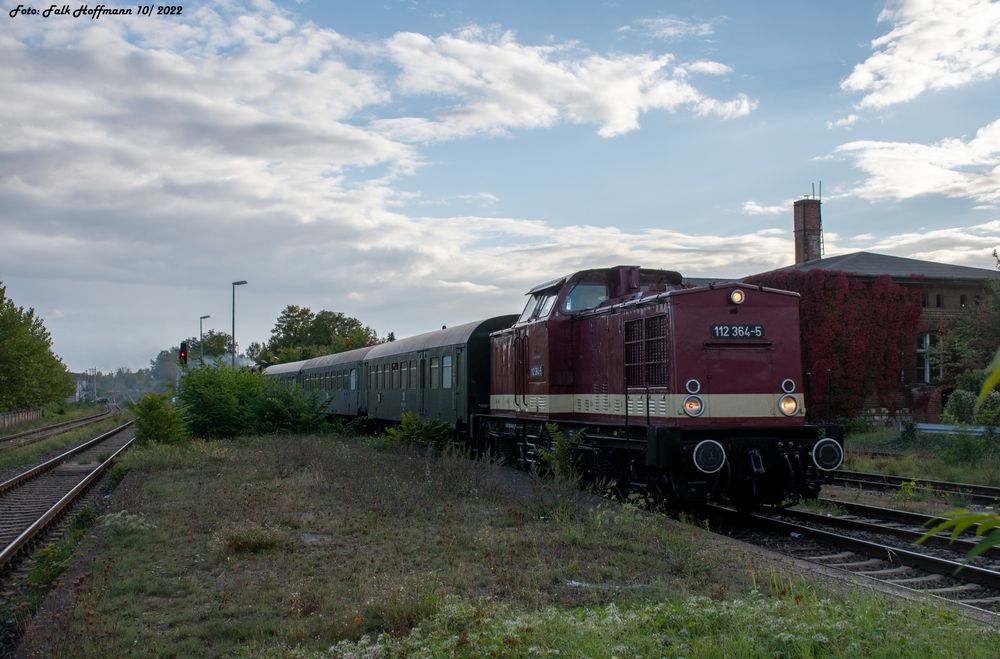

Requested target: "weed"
[
  {"left": 385, "top": 410, "right": 455, "bottom": 450},
  {"left": 216, "top": 523, "right": 289, "bottom": 556},
  {"left": 536, "top": 423, "right": 584, "bottom": 483},
  {"left": 892, "top": 479, "right": 928, "bottom": 503}
]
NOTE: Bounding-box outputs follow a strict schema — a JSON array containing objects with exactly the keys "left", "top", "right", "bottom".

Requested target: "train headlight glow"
[
  {"left": 729, "top": 289, "right": 746, "bottom": 305},
  {"left": 779, "top": 395, "right": 799, "bottom": 416},
  {"left": 682, "top": 395, "right": 704, "bottom": 417}
]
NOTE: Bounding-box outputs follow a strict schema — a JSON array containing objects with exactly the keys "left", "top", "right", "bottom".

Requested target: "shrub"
[
  {"left": 942, "top": 389, "right": 977, "bottom": 424},
  {"left": 973, "top": 391, "right": 1000, "bottom": 427},
  {"left": 943, "top": 431, "right": 988, "bottom": 465},
  {"left": 254, "top": 380, "right": 323, "bottom": 434},
  {"left": 133, "top": 392, "right": 189, "bottom": 445},
  {"left": 385, "top": 410, "right": 454, "bottom": 450},
  {"left": 178, "top": 365, "right": 265, "bottom": 438},
  {"left": 537, "top": 423, "right": 584, "bottom": 483}
]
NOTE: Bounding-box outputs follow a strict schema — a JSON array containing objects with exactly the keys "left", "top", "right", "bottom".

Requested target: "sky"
[{"left": 2, "top": 0, "right": 1000, "bottom": 372}]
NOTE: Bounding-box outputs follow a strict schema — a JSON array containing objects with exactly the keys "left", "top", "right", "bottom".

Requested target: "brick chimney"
[{"left": 793, "top": 198, "right": 823, "bottom": 264}]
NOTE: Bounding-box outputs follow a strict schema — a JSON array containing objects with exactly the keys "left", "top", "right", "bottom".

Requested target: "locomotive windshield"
[
  {"left": 562, "top": 282, "right": 609, "bottom": 312},
  {"left": 517, "top": 292, "right": 558, "bottom": 323}
]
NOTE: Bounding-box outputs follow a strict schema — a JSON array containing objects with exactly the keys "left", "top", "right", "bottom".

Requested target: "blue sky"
[{"left": 1, "top": 0, "right": 999, "bottom": 371}]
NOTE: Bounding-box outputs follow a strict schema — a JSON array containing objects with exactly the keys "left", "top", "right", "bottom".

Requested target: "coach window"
[
  {"left": 430, "top": 357, "right": 440, "bottom": 389},
  {"left": 562, "top": 282, "right": 609, "bottom": 312},
  {"left": 442, "top": 355, "right": 453, "bottom": 389},
  {"left": 409, "top": 360, "right": 417, "bottom": 388},
  {"left": 350, "top": 368, "right": 357, "bottom": 390},
  {"left": 392, "top": 363, "right": 400, "bottom": 389}
]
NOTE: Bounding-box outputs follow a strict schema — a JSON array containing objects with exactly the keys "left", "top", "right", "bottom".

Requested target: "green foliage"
[
  {"left": 385, "top": 410, "right": 455, "bottom": 450},
  {"left": 834, "top": 415, "right": 873, "bottom": 435},
  {"left": 918, "top": 508, "right": 1000, "bottom": 561},
  {"left": 254, "top": 379, "right": 324, "bottom": 434},
  {"left": 0, "top": 282, "right": 75, "bottom": 411},
  {"left": 899, "top": 421, "right": 917, "bottom": 443},
  {"left": 974, "top": 391, "right": 1000, "bottom": 426},
  {"left": 251, "top": 305, "right": 380, "bottom": 366},
  {"left": 943, "top": 431, "right": 990, "bottom": 465},
  {"left": 937, "top": 282, "right": 1000, "bottom": 389},
  {"left": 178, "top": 365, "right": 322, "bottom": 438},
  {"left": 133, "top": 392, "right": 189, "bottom": 445},
  {"left": 942, "top": 389, "right": 977, "bottom": 424},
  {"left": 537, "top": 423, "right": 584, "bottom": 482},
  {"left": 178, "top": 365, "right": 266, "bottom": 438}
]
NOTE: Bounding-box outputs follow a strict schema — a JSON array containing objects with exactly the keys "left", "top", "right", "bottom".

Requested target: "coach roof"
[
  {"left": 300, "top": 346, "right": 375, "bottom": 372},
  {"left": 366, "top": 316, "right": 517, "bottom": 360}
]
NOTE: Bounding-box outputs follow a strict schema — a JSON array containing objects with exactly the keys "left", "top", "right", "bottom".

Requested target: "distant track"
[
  {"left": 832, "top": 469, "right": 1000, "bottom": 505},
  {"left": 0, "top": 410, "right": 114, "bottom": 452}
]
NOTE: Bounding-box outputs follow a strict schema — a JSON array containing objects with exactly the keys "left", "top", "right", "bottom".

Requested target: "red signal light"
[{"left": 179, "top": 341, "right": 189, "bottom": 366}]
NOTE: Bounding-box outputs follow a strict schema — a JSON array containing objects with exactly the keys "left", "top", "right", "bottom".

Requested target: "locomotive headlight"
[
  {"left": 685, "top": 378, "right": 701, "bottom": 394},
  {"left": 682, "top": 395, "right": 704, "bottom": 417},
  {"left": 729, "top": 289, "right": 746, "bottom": 305},
  {"left": 779, "top": 395, "right": 799, "bottom": 416}
]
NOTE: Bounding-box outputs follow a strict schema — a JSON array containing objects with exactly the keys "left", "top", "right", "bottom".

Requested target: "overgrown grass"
[
  {"left": 0, "top": 415, "right": 130, "bottom": 470},
  {"left": 843, "top": 428, "right": 1000, "bottom": 487},
  {"left": 49, "top": 434, "right": 998, "bottom": 656}
]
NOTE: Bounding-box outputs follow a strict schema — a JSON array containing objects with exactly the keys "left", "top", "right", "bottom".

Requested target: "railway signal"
[{"left": 179, "top": 341, "right": 188, "bottom": 366}]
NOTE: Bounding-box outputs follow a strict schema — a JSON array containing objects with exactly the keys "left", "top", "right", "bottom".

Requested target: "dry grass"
[{"left": 56, "top": 436, "right": 740, "bottom": 656}]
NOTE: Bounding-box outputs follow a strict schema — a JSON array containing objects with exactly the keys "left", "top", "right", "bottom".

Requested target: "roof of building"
[{"left": 752, "top": 251, "right": 1000, "bottom": 282}]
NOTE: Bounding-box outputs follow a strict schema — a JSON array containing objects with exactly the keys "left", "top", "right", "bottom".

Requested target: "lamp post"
[
  {"left": 199, "top": 315, "right": 210, "bottom": 363},
  {"left": 231, "top": 280, "right": 247, "bottom": 367}
]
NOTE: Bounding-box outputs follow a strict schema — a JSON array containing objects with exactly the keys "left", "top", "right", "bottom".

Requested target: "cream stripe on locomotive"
[{"left": 490, "top": 393, "right": 805, "bottom": 418}]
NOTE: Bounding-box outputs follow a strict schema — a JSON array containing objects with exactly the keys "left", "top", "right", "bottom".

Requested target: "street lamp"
[
  {"left": 231, "top": 280, "right": 247, "bottom": 367},
  {"left": 199, "top": 315, "right": 210, "bottom": 363}
]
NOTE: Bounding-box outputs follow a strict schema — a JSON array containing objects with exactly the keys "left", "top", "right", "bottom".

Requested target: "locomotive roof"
[
  {"left": 366, "top": 315, "right": 518, "bottom": 359},
  {"left": 300, "top": 345, "right": 376, "bottom": 372},
  {"left": 527, "top": 265, "right": 682, "bottom": 294},
  {"left": 263, "top": 359, "right": 310, "bottom": 376}
]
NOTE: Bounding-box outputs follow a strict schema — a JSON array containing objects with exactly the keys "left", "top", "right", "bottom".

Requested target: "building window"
[
  {"left": 935, "top": 294, "right": 943, "bottom": 308},
  {"left": 442, "top": 355, "right": 453, "bottom": 389},
  {"left": 921, "top": 293, "right": 928, "bottom": 307},
  {"left": 915, "top": 333, "right": 940, "bottom": 384},
  {"left": 430, "top": 357, "right": 440, "bottom": 389},
  {"left": 960, "top": 294, "right": 967, "bottom": 308}
]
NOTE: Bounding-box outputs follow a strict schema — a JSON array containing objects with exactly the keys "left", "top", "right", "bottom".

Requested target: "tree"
[
  {"left": 253, "top": 305, "right": 379, "bottom": 366},
  {"left": 0, "top": 283, "right": 74, "bottom": 411},
  {"left": 935, "top": 281, "right": 1000, "bottom": 390},
  {"left": 183, "top": 330, "right": 232, "bottom": 363}
]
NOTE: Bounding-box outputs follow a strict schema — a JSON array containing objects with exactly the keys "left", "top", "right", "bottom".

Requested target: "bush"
[
  {"left": 133, "top": 392, "right": 189, "bottom": 445},
  {"left": 942, "top": 389, "right": 977, "bottom": 424},
  {"left": 178, "top": 365, "right": 266, "bottom": 438},
  {"left": 834, "top": 416, "right": 873, "bottom": 435},
  {"left": 537, "top": 423, "right": 584, "bottom": 483},
  {"left": 254, "top": 379, "right": 323, "bottom": 434},
  {"left": 943, "top": 431, "right": 989, "bottom": 465},
  {"left": 385, "top": 410, "right": 455, "bottom": 450},
  {"left": 973, "top": 391, "right": 1000, "bottom": 427}
]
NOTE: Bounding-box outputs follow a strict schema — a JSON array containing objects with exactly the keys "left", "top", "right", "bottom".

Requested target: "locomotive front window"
[
  {"left": 536, "top": 294, "right": 556, "bottom": 318},
  {"left": 518, "top": 296, "right": 538, "bottom": 323},
  {"left": 562, "top": 282, "right": 609, "bottom": 312}
]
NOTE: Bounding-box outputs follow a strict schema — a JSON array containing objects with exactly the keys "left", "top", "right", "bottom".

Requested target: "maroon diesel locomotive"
[{"left": 477, "top": 265, "right": 843, "bottom": 507}]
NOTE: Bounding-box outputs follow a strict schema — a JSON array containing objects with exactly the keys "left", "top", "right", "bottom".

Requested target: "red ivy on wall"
[{"left": 746, "top": 270, "right": 922, "bottom": 420}]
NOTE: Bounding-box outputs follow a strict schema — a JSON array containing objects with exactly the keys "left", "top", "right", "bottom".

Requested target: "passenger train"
[{"left": 264, "top": 265, "right": 844, "bottom": 507}]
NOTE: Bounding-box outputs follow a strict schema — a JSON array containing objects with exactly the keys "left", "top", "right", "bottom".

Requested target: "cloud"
[
  {"left": 457, "top": 192, "right": 500, "bottom": 205},
  {"left": 842, "top": 0, "right": 1000, "bottom": 108},
  {"left": 836, "top": 118, "right": 1000, "bottom": 202},
  {"left": 624, "top": 17, "right": 721, "bottom": 40},
  {"left": 742, "top": 201, "right": 787, "bottom": 216},
  {"left": 826, "top": 114, "right": 859, "bottom": 130},
  {"left": 377, "top": 26, "right": 756, "bottom": 141},
  {"left": 862, "top": 220, "right": 1000, "bottom": 267},
  {"left": 674, "top": 60, "right": 734, "bottom": 77}
]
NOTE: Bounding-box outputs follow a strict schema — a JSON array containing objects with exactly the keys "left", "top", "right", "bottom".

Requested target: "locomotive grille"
[{"left": 625, "top": 315, "right": 668, "bottom": 388}]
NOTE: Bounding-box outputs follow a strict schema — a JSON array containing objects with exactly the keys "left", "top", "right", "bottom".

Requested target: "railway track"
[
  {"left": 0, "top": 421, "right": 134, "bottom": 575},
  {"left": 832, "top": 469, "right": 1000, "bottom": 505},
  {"left": 711, "top": 501, "right": 1000, "bottom": 618},
  {"left": 0, "top": 410, "right": 115, "bottom": 452}
]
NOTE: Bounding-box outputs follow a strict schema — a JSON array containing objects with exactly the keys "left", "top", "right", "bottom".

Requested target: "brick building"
[{"left": 750, "top": 198, "right": 1000, "bottom": 421}]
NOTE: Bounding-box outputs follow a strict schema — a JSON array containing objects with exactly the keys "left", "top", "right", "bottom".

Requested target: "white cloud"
[
  {"left": 836, "top": 118, "right": 1000, "bottom": 202},
  {"left": 675, "top": 60, "right": 734, "bottom": 77},
  {"left": 626, "top": 17, "right": 721, "bottom": 40},
  {"left": 863, "top": 220, "right": 1000, "bottom": 267},
  {"left": 842, "top": 0, "right": 1000, "bottom": 108},
  {"left": 826, "top": 114, "right": 859, "bottom": 129},
  {"left": 741, "top": 201, "right": 787, "bottom": 216},
  {"left": 457, "top": 192, "right": 500, "bottom": 205},
  {"left": 377, "top": 27, "right": 756, "bottom": 141}
]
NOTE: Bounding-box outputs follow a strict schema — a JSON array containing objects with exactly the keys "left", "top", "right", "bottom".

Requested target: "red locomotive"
[{"left": 478, "top": 264, "right": 843, "bottom": 507}]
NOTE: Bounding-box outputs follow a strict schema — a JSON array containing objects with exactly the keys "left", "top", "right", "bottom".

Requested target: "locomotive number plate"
[{"left": 711, "top": 324, "right": 765, "bottom": 339}]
